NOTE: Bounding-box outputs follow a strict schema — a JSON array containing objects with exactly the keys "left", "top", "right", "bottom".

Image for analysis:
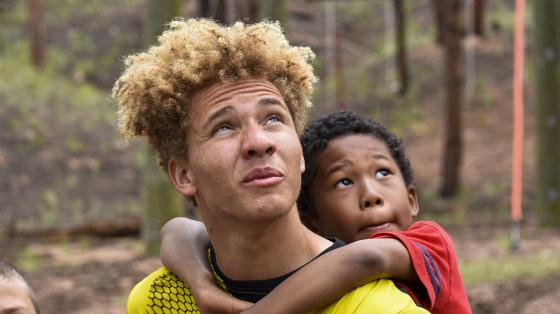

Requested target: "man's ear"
[
  {"left": 300, "top": 154, "right": 306, "bottom": 174},
  {"left": 168, "top": 158, "right": 197, "bottom": 197},
  {"left": 407, "top": 185, "right": 420, "bottom": 217}
]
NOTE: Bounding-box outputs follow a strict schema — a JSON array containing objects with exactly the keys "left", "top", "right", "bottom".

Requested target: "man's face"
[
  {"left": 309, "top": 134, "right": 418, "bottom": 243},
  {"left": 0, "top": 278, "right": 36, "bottom": 314},
  {"left": 172, "top": 79, "right": 304, "bottom": 225}
]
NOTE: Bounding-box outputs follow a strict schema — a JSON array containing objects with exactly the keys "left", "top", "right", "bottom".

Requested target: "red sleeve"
[{"left": 370, "top": 221, "right": 471, "bottom": 314}]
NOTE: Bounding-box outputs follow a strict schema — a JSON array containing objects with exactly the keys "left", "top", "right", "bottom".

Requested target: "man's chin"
[{"left": 243, "top": 196, "right": 294, "bottom": 221}]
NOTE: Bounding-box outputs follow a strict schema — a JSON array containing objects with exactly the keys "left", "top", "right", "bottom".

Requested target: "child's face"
[{"left": 308, "top": 134, "right": 418, "bottom": 243}]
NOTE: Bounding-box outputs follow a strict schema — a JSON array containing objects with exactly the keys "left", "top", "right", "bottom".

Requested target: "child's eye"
[
  {"left": 335, "top": 178, "right": 353, "bottom": 188},
  {"left": 375, "top": 169, "right": 391, "bottom": 178}
]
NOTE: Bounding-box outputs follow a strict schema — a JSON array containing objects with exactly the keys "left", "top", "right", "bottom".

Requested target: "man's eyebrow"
[
  {"left": 257, "top": 97, "right": 288, "bottom": 109},
  {"left": 202, "top": 105, "right": 234, "bottom": 130}
]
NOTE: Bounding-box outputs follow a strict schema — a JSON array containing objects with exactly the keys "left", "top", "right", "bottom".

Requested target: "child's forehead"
[
  {"left": 327, "top": 133, "right": 389, "bottom": 153},
  {"left": 317, "top": 133, "right": 394, "bottom": 166}
]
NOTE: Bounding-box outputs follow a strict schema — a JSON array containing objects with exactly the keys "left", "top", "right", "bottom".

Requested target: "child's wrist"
[{"left": 188, "top": 270, "right": 220, "bottom": 294}]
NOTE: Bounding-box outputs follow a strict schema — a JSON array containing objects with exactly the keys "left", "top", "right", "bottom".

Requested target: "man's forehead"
[{"left": 191, "top": 79, "right": 284, "bottom": 110}]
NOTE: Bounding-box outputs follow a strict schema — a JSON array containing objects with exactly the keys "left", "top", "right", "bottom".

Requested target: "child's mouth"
[{"left": 361, "top": 223, "right": 390, "bottom": 234}]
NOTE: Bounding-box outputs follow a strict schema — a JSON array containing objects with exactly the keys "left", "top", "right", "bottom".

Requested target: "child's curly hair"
[{"left": 113, "top": 19, "right": 317, "bottom": 168}]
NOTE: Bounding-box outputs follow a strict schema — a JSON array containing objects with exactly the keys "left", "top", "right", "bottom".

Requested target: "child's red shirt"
[{"left": 370, "top": 221, "right": 471, "bottom": 314}]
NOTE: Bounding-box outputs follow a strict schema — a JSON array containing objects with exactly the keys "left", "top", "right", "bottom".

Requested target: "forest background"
[{"left": 1, "top": 0, "right": 560, "bottom": 313}]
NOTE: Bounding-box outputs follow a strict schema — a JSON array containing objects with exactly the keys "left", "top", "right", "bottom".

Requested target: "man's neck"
[{"left": 207, "top": 208, "right": 331, "bottom": 281}]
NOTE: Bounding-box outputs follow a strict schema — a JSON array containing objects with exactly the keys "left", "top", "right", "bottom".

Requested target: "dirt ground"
[{"left": 2, "top": 223, "right": 559, "bottom": 314}]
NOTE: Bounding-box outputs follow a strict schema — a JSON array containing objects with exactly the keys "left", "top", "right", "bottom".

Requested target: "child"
[{"left": 161, "top": 111, "right": 471, "bottom": 313}]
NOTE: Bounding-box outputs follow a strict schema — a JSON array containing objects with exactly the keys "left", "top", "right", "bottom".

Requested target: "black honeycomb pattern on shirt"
[{"left": 147, "top": 271, "right": 200, "bottom": 314}]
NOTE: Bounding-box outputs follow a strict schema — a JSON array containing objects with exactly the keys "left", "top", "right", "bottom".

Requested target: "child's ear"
[
  {"left": 407, "top": 185, "right": 420, "bottom": 217},
  {"left": 168, "top": 158, "right": 197, "bottom": 197}
]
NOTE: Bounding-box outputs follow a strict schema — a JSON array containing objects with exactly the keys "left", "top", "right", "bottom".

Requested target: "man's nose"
[
  {"left": 241, "top": 123, "right": 277, "bottom": 159},
  {"left": 360, "top": 180, "right": 384, "bottom": 210}
]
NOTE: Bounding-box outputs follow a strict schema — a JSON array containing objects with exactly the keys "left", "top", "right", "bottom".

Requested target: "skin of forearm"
[
  {"left": 243, "top": 238, "right": 412, "bottom": 314},
  {"left": 160, "top": 217, "right": 213, "bottom": 289}
]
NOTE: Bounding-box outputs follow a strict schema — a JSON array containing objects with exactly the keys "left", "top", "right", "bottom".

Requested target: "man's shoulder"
[
  {"left": 127, "top": 267, "right": 200, "bottom": 314},
  {"left": 314, "top": 279, "right": 429, "bottom": 314}
]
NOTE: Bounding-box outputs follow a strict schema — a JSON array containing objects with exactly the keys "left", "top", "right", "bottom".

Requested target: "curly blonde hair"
[{"left": 113, "top": 18, "right": 317, "bottom": 168}]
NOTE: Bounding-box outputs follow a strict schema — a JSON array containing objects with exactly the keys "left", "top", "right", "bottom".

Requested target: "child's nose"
[{"left": 360, "top": 183, "right": 383, "bottom": 210}]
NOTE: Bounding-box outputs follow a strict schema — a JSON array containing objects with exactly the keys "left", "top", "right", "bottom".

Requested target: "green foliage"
[
  {"left": 487, "top": 1, "right": 516, "bottom": 34},
  {"left": 460, "top": 249, "right": 560, "bottom": 285},
  {"left": 339, "top": 1, "right": 385, "bottom": 30},
  {"left": 40, "top": 189, "right": 61, "bottom": 228},
  {"left": 0, "top": 36, "right": 137, "bottom": 230},
  {"left": 0, "top": 0, "right": 143, "bottom": 89},
  {"left": 16, "top": 245, "right": 41, "bottom": 272},
  {"left": 0, "top": 44, "right": 114, "bottom": 153}
]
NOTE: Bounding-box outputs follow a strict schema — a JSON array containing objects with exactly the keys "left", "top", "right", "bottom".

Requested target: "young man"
[
  {"left": 162, "top": 111, "right": 471, "bottom": 313},
  {"left": 0, "top": 260, "right": 40, "bottom": 314},
  {"left": 114, "top": 19, "right": 427, "bottom": 313}
]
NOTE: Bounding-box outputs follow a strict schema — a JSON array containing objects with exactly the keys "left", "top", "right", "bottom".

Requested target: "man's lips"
[{"left": 242, "top": 167, "right": 284, "bottom": 186}]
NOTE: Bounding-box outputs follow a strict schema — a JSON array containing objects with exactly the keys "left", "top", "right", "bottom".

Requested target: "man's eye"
[
  {"left": 375, "top": 169, "right": 391, "bottom": 178},
  {"left": 212, "top": 124, "right": 233, "bottom": 135},
  {"left": 265, "top": 114, "right": 283, "bottom": 124},
  {"left": 335, "top": 178, "right": 353, "bottom": 188}
]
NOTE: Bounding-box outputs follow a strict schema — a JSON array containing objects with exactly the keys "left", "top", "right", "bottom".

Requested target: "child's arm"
[
  {"left": 160, "top": 217, "right": 252, "bottom": 314},
  {"left": 241, "top": 238, "right": 416, "bottom": 314}
]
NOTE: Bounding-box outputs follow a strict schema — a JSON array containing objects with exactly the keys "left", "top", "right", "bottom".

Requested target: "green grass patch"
[
  {"left": 16, "top": 245, "right": 42, "bottom": 273},
  {"left": 460, "top": 249, "right": 560, "bottom": 285}
]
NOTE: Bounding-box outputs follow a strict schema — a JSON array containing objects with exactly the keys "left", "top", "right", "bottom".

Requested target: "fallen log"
[{"left": 9, "top": 215, "right": 140, "bottom": 241}]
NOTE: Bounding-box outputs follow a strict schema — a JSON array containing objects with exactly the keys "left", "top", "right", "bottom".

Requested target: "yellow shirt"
[{"left": 127, "top": 267, "right": 429, "bottom": 314}]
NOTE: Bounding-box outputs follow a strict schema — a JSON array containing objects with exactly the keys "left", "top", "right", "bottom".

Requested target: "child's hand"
[{"left": 194, "top": 285, "right": 252, "bottom": 314}]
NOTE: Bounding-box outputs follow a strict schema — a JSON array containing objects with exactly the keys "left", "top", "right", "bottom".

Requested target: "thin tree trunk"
[
  {"left": 28, "top": 0, "right": 44, "bottom": 68},
  {"left": 432, "top": 0, "right": 445, "bottom": 45},
  {"left": 440, "top": 0, "right": 464, "bottom": 198},
  {"left": 335, "top": 22, "right": 346, "bottom": 109},
  {"left": 474, "top": 0, "right": 485, "bottom": 37},
  {"left": 7, "top": 180, "right": 18, "bottom": 239},
  {"left": 533, "top": 0, "right": 560, "bottom": 226},
  {"left": 247, "top": 0, "right": 259, "bottom": 23},
  {"left": 142, "top": 0, "right": 184, "bottom": 255},
  {"left": 394, "top": 0, "right": 408, "bottom": 95},
  {"left": 198, "top": 0, "right": 228, "bottom": 24}
]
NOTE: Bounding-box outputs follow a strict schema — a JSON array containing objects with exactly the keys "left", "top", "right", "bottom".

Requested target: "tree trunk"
[
  {"left": 474, "top": 0, "right": 485, "bottom": 37},
  {"left": 198, "top": 0, "right": 228, "bottom": 24},
  {"left": 142, "top": 0, "right": 184, "bottom": 255},
  {"left": 259, "top": 0, "right": 287, "bottom": 23},
  {"left": 247, "top": 0, "right": 259, "bottom": 23},
  {"left": 394, "top": 0, "right": 408, "bottom": 96},
  {"left": 440, "top": 0, "right": 464, "bottom": 198},
  {"left": 533, "top": 0, "right": 560, "bottom": 226},
  {"left": 335, "top": 21, "right": 346, "bottom": 109},
  {"left": 432, "top": 0, "right": 445, "bottom": 45},
  {"left": 28, "top": 0, "right": 44, "bottom": 68}
]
